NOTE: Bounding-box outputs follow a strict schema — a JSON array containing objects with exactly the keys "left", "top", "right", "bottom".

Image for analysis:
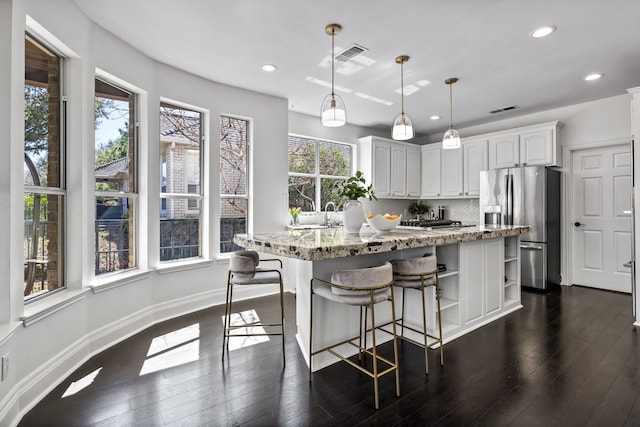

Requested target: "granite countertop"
[{"left": 234, "top": 225, "right": 531, "bottom": 261}]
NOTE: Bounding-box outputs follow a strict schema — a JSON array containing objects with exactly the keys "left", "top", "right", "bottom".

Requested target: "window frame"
[
  {"left": 159, "top": 100, "right": 207, "bottom": 263},
  {"left": 219, "top": 115, "right": 251, "bottom": 256},
  {"left": 93, "top": 76, "right": 139, "bottom": 277},
  {"left": 287, "top": 133, "right": 355, "bottom": 212},
  {"left": 23, "top": 33, "right": 67, "bottom": 302}
]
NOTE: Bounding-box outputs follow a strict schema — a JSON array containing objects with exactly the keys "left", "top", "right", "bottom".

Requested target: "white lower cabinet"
[{"left": 458, "top": 237, "right": 520, "bottom": 329}]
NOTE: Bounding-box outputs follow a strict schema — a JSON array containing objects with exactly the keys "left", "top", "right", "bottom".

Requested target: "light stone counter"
[{"left": 234, "top": 225, "right": 531, "bottom": 261}]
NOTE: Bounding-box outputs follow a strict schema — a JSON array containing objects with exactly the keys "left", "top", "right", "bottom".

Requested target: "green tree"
[{"left": 96, "top": 125, "right": 129, "bottom": 166}]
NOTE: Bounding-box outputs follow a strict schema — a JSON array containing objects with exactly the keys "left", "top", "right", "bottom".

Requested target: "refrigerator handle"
[
  {"left": 521, "top": 242, "right": 544, "bottom": 250},
  {"left": 506, "top": 173, "right": 513, "bottom": 225}
]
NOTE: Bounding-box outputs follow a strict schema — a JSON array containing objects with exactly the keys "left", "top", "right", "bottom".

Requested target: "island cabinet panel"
[{"left": 459, "top": 238, "right": 505, "bottom": 327}]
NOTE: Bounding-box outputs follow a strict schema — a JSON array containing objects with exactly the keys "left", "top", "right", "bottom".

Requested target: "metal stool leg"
[
  {"left": 420, "top": 280, "right": 429, "bottom": 375},
  {"left": 435, "top": 276, "right": 444, "bottom": 366},
  {"left": 221, "top": 272, "right": 232, "bottom": 361}
]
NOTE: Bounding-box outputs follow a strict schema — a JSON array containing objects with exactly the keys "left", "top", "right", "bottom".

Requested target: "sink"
[{"left": 287, "top": 224, "right": 329, "bottom": 230}]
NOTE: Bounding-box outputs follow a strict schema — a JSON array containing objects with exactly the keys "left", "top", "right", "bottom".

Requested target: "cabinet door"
[
  {"left": 460, "top": 241, "right": 484, "bottom": 324},
  {"left": 373, "top": 142, "right": 391, "bottom": 197},
  {"left": 421, "top": 144, "right": 441, "bottom": 198},
  {"left": 484, "top": 238, "right": 503, "bottom": 315},
  {"left": 521, "top": 129, "right": 554, "bottom": 166},
  {"left": 406, "top": 146, "right": 421, "bottom": 197},
  {"left": 489, "top": 134, "right": 520, "bottom": 169},
  {"left": 441, "top": 148, "right": 463, "bottom": 197},
  {"left": 463, "top": 139, "right": 488, "bottom": 196},
  {"left": 391, "top": 145, "right": 407, "bottom": 196}
]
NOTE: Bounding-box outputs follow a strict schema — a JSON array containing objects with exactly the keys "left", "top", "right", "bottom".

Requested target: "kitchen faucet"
[{"left": 324, "top": 201, "right": 336, "bottom": 227}]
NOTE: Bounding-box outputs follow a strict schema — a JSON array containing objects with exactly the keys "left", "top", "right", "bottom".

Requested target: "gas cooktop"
[{"left": 399, "top": 219, "right": 463, "bottom": 228}]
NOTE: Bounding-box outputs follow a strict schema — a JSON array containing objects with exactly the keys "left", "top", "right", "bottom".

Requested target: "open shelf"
[
  {"left": 439, "top": 269, "right": 458, "bottom": 279},
  {"left": 504, "top": 279, "right": 518, "bottom": 288},
  {"left": 439, "top": 297, "right": 458, "bottom": 311}
]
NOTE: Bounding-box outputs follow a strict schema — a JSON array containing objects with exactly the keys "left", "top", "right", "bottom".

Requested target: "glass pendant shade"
[
  {"left": 442, "top": 127, "right": 461, "bottom": 149},
  {"left": 321, "top": 93, "right": 347, "bottom": 127},
  {"left": 392, "top": 112, "right": 414, "bottom": 140}
]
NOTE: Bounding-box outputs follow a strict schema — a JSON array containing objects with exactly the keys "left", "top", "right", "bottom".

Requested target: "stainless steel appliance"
[{"left": 479, "top": 166, "right": 561, "bottom": 290}]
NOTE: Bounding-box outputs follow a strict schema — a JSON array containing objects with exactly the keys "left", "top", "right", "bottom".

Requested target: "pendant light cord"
[
  {"left": 330, "top": 29, "right": 335, "bottom": 97},
  {"left": 400, "top": 61, "right": 405, "bottom": 115},
  {"left": 449, "top": 82, "right": 454, "bottom": 129}
]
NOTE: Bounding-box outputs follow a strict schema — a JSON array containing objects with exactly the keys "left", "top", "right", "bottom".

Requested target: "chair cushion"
[
  {"left": 230, "top": 269, "right": 281, "bottom": 285},
  {"left": 229, "top": 251, "right": 261, "bottom": 279},
  {"left": 394, "top": 275, "right": 436, "bottom": 289},
  {"left": 330, "top": 262, "right": 393, "bottom": 297},
  {"left": 315, "top": 283, "right": 392, "bottom": 306},
  {"left": 390, "top": 254, "right": 437, "bottom": 275}
]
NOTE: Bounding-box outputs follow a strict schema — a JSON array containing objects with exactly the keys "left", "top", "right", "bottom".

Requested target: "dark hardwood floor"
[{"left": 19, "top": 286, "right": 640, "bottom": 426}]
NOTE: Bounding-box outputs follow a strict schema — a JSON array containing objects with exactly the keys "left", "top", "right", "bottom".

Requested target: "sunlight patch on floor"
[
  {"left": 62, "top": 367, "right": 102, "bottom": 398},
  {"left": 223, "top": 309, "right": 270, "bottom": 351},
  {"left": 139, "top": 323, "right": 200, "bottom": 376}
]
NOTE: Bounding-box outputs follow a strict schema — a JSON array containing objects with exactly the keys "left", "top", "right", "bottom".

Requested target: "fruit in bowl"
[{"left": 366, "top": 213, "right": 402, "bottom": 232}]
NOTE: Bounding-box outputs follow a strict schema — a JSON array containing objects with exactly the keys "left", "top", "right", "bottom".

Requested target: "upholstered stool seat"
[
  {"left": 389, "top": 254, "right": 444, "bottom": 375},
  {"left": 309, "top": 262, "right": 399, "bottom": 409},
  {"left": 222, "top": 250, "right": 285, "bottom": 365}
]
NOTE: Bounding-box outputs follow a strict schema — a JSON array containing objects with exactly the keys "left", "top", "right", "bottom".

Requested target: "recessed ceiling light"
[
  {"left": 430, "top": 115, "right": 441, "bottom": 120},
  {"left": 531, "top": 26, "right": 556, "bottom": 38},
  {"left": 262, "top": 64, "right": 277, "bottom": 72},
  {"left": 584, "top": 73, "right": 603, "bottom": 81}
]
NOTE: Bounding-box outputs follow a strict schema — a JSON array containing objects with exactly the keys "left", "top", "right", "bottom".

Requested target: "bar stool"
[
  {"left": 390, "top": 254, "right": 444, "bottom": 375},
  {"left": 222, "top": 250, "right": 285, "bottom": 365},
  {"left": 309, "top": 262, "right": 399, "bottom": 409}
]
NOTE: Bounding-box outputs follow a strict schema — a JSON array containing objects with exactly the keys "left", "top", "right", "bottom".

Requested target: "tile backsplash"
[{"left": 423, "top": 198, "right": 480, "bottom": 224}]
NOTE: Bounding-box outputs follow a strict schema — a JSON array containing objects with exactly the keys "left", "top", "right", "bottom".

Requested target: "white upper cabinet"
[
  {"left": 488, "top": 121, "right": 562, "bottom": 169},
  {"left": 420, "top": 144, "right": 441, "bottom": 198},
  {"left": 463, "top": 138, "right": 488, "bottom": 196},
  {"left": 406, "top": 145, "right": 421, "bottom": 197},
  {"left": 391, "top": 145, "right": 406, "bottom": 196},
  {"left": 441, "top": 147, "right": 463, "bottom": 197},
  {"left": 372, "top": 140, "right": 391, "bottom": 197},
  {"left": 359, "top": 136, "right": 420, "bottom": 199},
  {"left": 521, "top": 128, "right": 554, "bottom": 166},
  {"left": 489, "top": 134, "right": 520, "bottom": 169}
]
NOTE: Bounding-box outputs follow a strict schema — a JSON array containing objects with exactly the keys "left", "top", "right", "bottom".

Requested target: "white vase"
[{"left": 343, "top": 199, "right": 364, "bottom": 234}]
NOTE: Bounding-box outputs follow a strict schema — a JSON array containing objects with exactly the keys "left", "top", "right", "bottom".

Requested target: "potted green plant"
[
  {"left": 408, "top": 200, "right": 429, "bottom": 219},
  {"left": 330, "top": 171, "right": 376, "bottom": 233}
]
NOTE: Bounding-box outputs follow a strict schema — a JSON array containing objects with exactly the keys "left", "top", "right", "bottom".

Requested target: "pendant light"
[
  {"left": 391, "top": 55, "right": 414, "bottom": 141},
  {"left": 442, "top": 77, "right": 461, "bottom": 149},
  {"left": 320, "top": 24, "right": 346, "bottom": 127}
]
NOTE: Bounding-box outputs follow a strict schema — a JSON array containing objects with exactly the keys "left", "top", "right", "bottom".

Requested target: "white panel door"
[{"left": 572, "top": 144, "right": 632, "bottom": 292}]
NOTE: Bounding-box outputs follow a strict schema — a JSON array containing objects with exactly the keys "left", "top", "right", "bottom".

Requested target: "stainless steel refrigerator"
[{"left": 479, "top": 166, "right": 561, "bottom": 290}]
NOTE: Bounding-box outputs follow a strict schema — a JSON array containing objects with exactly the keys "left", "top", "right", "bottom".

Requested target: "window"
[
  {"left": 160, "top": 103, "right": 203, "bottom": 261},
  {"left": 288, "top": 135, "right": 353, "bottom": 211},
  {"left": 23, "top": 35, "right": 65, "bottom": 300},
  {"left": 219, "top": 116, "right": 249, "bottom": 254},
  {"left": 94, "top": 78, "right": 137, "bottom": 275}
]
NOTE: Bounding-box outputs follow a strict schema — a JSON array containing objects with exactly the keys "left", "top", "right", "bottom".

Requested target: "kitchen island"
[{"left": 234, "top": 225, "right": 530, "bottom": 371}]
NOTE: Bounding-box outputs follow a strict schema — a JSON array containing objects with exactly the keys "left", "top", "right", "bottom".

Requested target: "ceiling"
[{"left": 73, "top": 0, "right": 640, "bottom": 138}]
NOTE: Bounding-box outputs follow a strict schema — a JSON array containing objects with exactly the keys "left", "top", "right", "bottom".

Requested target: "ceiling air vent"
[
  {"left": 490, "top": 105, "right": 520, "bottom": 114},
  {"left": 335, "top": 44, "right": 368, "bottom": 63}
]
